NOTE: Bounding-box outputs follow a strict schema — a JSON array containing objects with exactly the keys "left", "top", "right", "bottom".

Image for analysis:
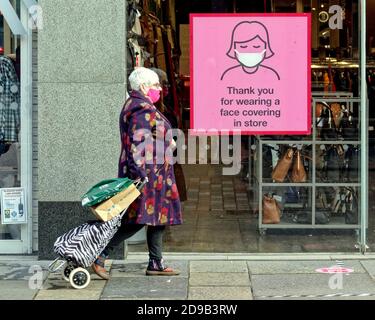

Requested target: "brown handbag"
[
  {"left": 272, "top": 148, "right": 294, "bottom": 182},
  {"left": 262, "top": 195, "right": 281, "bottom": 224},
  {"left": 291, "top": 150, "right": 307, "bottom": 183}
]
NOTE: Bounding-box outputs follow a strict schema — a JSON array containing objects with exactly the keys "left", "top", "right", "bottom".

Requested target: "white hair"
[{"left": 128, "top": 67, "right": 160, "bottom": 91}]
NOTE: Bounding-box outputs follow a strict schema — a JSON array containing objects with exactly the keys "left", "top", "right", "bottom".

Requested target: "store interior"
[
  {"left": 125, "top": 0, "right": 375, "bottom": 254},
  {"left": 2, "top": 0, "right": 375, "bottom": 252}
]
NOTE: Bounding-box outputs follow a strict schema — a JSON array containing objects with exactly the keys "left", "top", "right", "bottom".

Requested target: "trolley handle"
[
  {"left": 134, "top": 161, "right": 166, "bottom": 191},
  {"left": 135, "top": 177, "right": 148, "bottom": 191}
]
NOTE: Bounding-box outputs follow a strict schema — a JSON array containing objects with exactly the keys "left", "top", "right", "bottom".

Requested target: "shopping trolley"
[{"left": 48, "top": 177, "right": 147, "bottom": 289}]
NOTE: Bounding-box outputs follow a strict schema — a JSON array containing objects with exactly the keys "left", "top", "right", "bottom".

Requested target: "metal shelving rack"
[{"left": 251, "top": 96, "right": 361, "bottom": 235}]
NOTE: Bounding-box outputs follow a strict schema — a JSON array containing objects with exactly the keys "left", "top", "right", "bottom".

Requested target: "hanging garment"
[
  {"left": 132, "top": 9, "right": 142, "bottom": 36},
  {"left": 140, "top": 14, "right": 156, "bottom": 65},
  {"left": 0, "top": 56, "right": 20, "bottom": 143},
  {"left": 154, "top": 25, "right": 167, "bottom": 71},
  {"left": 128, "top": 38, "right": 143, "bottom": 67}
]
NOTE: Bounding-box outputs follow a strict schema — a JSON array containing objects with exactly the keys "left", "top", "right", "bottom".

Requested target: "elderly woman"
[{"left": 92, "top": 67, "right": 183, "bottom": 279}]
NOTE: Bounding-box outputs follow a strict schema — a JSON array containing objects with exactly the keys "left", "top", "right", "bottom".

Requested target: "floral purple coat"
[{"left": 118, "top": 90, "right": 183, "bottom": 226}]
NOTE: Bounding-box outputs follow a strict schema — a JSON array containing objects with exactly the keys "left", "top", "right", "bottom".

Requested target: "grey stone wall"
[
  {"left": 38, "top": 0, "right": 126, "bottom": 201},
  {"left": 37, "top": 0, "right": 127, "bottom": 258}
]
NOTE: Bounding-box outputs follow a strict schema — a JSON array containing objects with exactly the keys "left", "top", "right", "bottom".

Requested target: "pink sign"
[{"left": 190, "top": 14, "right": 311, "bottom": 135}]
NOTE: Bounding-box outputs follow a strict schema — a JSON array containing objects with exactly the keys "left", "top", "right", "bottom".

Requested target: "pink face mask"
[{"left": 147, "top": 88, "right": 161, "bottom": 103}]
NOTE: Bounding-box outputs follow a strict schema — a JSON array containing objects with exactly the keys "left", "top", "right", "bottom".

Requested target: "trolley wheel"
[
  {"left": 69, "top": 268, "right": 91, "bottom": 290},
  {"left": 63, "top": 264, "right": 75, "bottom": 282}
]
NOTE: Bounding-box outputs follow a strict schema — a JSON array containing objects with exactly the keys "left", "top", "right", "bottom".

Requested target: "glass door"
[{"left": 0, "top": 0, "right": 33, "bottom": 254}]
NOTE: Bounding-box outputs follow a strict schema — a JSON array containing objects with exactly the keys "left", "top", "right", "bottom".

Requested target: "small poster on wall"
[
  {"left": 0, "top": 188, "right": 27, "bottom": 224},
  {"left": 190, "top": 13, "right": 311, "bottom": 135}
]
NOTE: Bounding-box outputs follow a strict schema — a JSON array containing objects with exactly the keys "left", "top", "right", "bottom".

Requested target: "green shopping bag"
[{"left": 81, "top": 178, "right": 134, "bottom": 207}]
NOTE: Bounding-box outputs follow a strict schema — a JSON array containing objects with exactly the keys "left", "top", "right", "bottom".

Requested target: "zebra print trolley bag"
[{"left": 48, "top": 177, "right": 148, "bottom": 289}]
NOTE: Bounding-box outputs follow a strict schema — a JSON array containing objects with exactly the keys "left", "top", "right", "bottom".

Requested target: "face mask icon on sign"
[
  {"left": 234, "top": 49, "right": 266, "bottom": 68},
  {"left": 221, "top": 21, "right": 280, "bottom": 81}
]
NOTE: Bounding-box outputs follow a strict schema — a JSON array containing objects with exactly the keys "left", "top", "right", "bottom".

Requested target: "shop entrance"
[
  {"left": 0, "top": 0, "right": 34, "bottom": 254},
  {"left": 126, "top": 0, "right": 370, "bottom": 254}
]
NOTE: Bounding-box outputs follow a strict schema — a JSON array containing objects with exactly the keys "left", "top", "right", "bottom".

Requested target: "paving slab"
[
  {"left": 190, "top": 261, "right": 248, "bottom": 273},
  {"left": 360, "top": 261, "right": 375, "bottom": 279},
  {"left": 0, "top": 261, "right": 50, "bottom": 281},
  {"left": 35, "top": 279, "right": 106, "bottom": 300},
  {"left": 188, "top": 287, "right": 252, "bottom": 300},
  {"left": 189, "top": 272, "right": 250, "bottom": 287},
  {"left": 0, "top": 280, "right": 38, "bottom": 300},
  {"left": 247, "top": 260, "right": 366, "bottom": 275},
  {"left": 101, "top": 277, "right": 188, "bottom": 300},
  {"left": 251, "top": 273, "right": 375, "bottom": 298},
  {"left": 110, "top": 261, "right": 188, "bottom": 278}
]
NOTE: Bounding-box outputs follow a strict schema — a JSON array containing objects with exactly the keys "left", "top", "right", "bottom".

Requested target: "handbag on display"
[
  {"left": 345, "top": 146, "right": 359, "bottom": 182},
  {"left": 330, "top": 103, "right": 343, "bottom": 128},
  {"left": 316, "top": 190, "right": 328, "bottom": 209},
  {"left": 326, "top": 145, "right": 345, "bottom": 182},
  {"left": 317, "top": 103, "right": 340, "bottom": 140},
  {"left": 329, "top": 187, "right": 359, "bottom": 224},
  {"left": 292, "top": 209, "right": 330, "bottom": 224},
  {"left": 271, "top": 148, "right": 294, "bottom": 182},
  {"left": 291, "top": 150, "right": 307, "bottom": 183},
  {"left": 262, "top": 194, "right": 281, "bottom": 224},
  {"left": 345, "top": 189, "right": 359, "bottom": 224},
  {"left": 329, "top": 187, "right": 358, "bottom": 224},
  {"left": 263, "top": 145, "right": 274, "bottom": 179},
  {"left": 340, "top": 110, "right": 358, "bottom": 141},
  {"left": 284, "top": 186, "right": 300, "bottom": 203}
]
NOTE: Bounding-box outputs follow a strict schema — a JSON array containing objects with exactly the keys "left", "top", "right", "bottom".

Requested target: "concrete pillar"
[{"left": 37, "top": 0, "right": 127, "bottom": 259}]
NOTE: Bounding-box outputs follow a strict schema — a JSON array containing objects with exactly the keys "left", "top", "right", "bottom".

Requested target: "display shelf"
[{"left": 251, "top": 96, "right": 361, "bottom": 235}]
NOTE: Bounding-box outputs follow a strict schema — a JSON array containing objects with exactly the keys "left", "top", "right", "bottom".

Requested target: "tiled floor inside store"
[{"left": 128, "top": 162, "right": 370, "bottom": 254}]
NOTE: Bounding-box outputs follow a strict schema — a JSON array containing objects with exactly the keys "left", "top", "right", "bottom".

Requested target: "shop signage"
[
  {"left": 0, "top": 188, "right": 27, "bottom": 225},
  {"left": 190, "top": 14, "right": 311, "bottom": 135}
]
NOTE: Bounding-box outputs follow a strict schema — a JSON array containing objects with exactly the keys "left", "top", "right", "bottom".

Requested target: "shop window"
[{"left": 0, "top": 3, "right": 22, "bottom": 240}]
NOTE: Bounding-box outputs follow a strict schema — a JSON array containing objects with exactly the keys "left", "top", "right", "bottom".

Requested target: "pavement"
[{"left": 2, "top": 253, "right": 375, "bottom": 300}]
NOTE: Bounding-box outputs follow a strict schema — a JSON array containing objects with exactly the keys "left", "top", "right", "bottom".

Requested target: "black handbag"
[
  {"left": 292, "top": 208, "right": 330, "bottom": 224},
  {"left": 345, "top": 188, "right": 359, "bottom": 225},
  {"left": 326, "top": 145, "right": 345, "bottom": 182},
  {"left": 340, "top": 110, "right": 358, "bottom": 141},
  {"left": 344, "top": 146, "right": 359, "bottom": 183},
  {"left": 318, "top": 104, "right": 340, "bottom": 141}
]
